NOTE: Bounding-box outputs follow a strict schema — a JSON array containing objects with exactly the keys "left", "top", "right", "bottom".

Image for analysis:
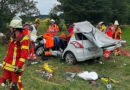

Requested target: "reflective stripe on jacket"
[
  {"left": 2, "top": 32, "right": 29, "bottom": 72},
  {"left": 112, "top": 27, "right": 122, "bottom": 40},
  {"left": 47, "top": 24, "right": 59, "bottom": 36}
]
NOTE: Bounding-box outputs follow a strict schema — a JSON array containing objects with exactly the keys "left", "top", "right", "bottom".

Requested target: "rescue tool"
[{"left": 36, "top": 63, "right": 54, "bottom": 80}]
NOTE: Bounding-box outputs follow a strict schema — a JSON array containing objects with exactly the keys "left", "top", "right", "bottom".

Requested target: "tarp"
[{"left": 73, "top": 21, "right": 121, "bottom": 50}]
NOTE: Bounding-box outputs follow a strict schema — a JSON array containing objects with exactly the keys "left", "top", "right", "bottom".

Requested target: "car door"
[{"left": 75, "top": 33, "right": 99, "bottom": 58}]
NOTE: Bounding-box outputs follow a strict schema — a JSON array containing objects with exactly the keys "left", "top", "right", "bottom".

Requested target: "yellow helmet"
[
  {"left": 35, "top": 18, "right": 40, "bottom": 23},
  {"left": 9, "top": 16, "right": 23, "bottom": 28}
]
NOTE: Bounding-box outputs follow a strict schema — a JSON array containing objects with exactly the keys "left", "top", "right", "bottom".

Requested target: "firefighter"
[
  {"left": 23, "top": 22, "right": 35, "bottom": 66},
  {"left": 104, "top": 23, "right": 113, "bottom": 59},
  {"left": 0, "top": 16, "right": 29, "bottom": 90},
  {"left": 23, "top": 22, "right": 30, "bottom": 37},
  {"left": 67, "top": 24, "right": 74, "bottom": 43},
  {"left": 47, "top": 19, "right": 59, "bottom": 36},
  {"left": 35, "top": 16, "right": 40, "bottom": 23},
  {"left": 105, "top": 23, "right": 113, "bottom": 38},
  {"left": 113, "top": 20, "right": 122, "bottom": 56},
  {"left": 97, "top": 21, "right": 106, "bottom": 32},
  {"left": 27, "top": 22, "right": 40, "bottom": 65}
]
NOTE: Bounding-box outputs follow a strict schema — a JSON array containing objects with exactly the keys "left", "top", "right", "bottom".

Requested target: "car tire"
[
  {"left": 35, "top": 44, "right": 44, "bottom": 56},
  {"left": 64, "top": 52, "right": 77, "bottom": 64}
]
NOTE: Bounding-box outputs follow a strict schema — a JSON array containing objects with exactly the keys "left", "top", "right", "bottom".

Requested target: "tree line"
[
  {"left": 0, "top": 0, "right": 39, "bottom": 32},
  {"left": 50, "top": 0, "right": 130, "bottom": 25}
]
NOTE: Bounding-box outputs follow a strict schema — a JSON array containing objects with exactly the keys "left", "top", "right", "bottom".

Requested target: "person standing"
[
  {"left": 0, "top": 16, "right": 29, "bottom": 90},
  {"left": 105, "top": 23, "right": 113, "bottom": 38},
  {"left": 97, "top": 21, "right": 106, "bottom": 32},
  {"left": 112, "top": 20, "right": 122, "bottom": 56},
  {"left": 27, "top": 22, "right": 40, "bottom": 65},
  {"left": 47, "top": 19, "right": 59, "bottom": 36},
  {"left": 104, "top": 23, "right": 114, "bottom": 59},
  {"left": 67, "top": 24, "right": 74, "bottom": 43}
]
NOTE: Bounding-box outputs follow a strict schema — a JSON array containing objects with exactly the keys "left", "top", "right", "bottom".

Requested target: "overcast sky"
[{"left": 35, "top": 0, "right": 59, "bottom": 15}]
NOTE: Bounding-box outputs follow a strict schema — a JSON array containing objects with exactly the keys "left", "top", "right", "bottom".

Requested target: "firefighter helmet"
[
  {"left": 50, "top": 19, "right": 55, "bottom": 23},
  {"left": 114, "top": 20, "right": 119, "bottom": 25},
  {"left": 98, "top": 21, "right": 104, "bottom": 25},
  {"left": 9, "top": 16, "right": 23, "bottom": 29}
]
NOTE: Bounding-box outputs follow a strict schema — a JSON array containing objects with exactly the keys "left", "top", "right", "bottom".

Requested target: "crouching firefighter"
[{"left": 0, "top": 16, "right": 29, "bottom": 90}]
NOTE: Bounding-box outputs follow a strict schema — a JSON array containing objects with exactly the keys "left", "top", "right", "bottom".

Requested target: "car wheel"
[
  {"left": 64, "top": 52, "right": 77, "bottom": 64},
  {"left": 35, "top": 45, "right": 44, "bottom": 56}
]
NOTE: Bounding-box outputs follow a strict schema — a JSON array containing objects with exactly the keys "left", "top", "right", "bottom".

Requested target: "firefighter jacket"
[
  {"left": 43, "top": 33, "right": 54, "bottom": 48},
  {"left": 112, "top": 27, "right": 122, "bottom": 40},
  {"left": 47, "top": 24, "right": 59, "bottom": 36},
  {"left": 105, "top": 26, "right": 112, "bottom": 38},
  {"left": 100, "top": 25, "right": 106, "bottom": 32},
  {"left": 67, "top": 25, "right": 74, "bottom": 43},
  {"left": 23, "top": 25, "right": 30, "bottom": 36},
  {"left": 1, "top": 32, "right": 29, "bottom": 72}
]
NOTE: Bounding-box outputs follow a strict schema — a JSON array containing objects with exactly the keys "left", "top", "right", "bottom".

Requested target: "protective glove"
[{"left": 15, "top": 66, "right": 21, "bottom": 75}]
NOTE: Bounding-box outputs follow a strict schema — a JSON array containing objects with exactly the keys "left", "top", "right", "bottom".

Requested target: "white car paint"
[{"left": 62, "top": 33, "right": 103, "bottom": 62}]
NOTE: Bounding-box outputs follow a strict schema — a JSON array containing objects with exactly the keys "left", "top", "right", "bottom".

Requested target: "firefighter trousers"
[{"left": 1, "top": 70, "right": 23, "bottom": 90}]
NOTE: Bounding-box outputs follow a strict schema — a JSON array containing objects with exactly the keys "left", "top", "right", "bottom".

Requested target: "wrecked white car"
[{"left": 62, "top": 21, "right": 121, "bottom": 64}]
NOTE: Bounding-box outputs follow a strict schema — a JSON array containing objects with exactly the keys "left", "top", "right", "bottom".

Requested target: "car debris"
[{"left": 64, "top": 72, "right": 76, "bottom": 81}]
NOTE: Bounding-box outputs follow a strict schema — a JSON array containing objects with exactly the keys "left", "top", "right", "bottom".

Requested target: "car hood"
[{"left": 73, "top": 21, "right": 121, "bottom": 50}]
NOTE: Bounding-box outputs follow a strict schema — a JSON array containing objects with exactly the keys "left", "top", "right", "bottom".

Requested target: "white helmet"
[
  {"left": 98, "top": 21, "right": 104, "bottom": 25},
  {"left": 50, "top": 19, "right": 55, "bottom": 23},
  {"left": 9, "top": 16, "right": 23, "bottom": 28},
  {"left": 114, "top": 20, "right": 119, "bottom": 25}
]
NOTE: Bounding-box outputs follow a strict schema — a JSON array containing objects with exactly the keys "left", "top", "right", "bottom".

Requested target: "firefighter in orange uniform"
[
  {"left": 113, "top": 20, "right": 122, "bottom": 56},
  {"left": 67, "top": 24, "right": 74, "bottom": 43},
  {"left": 47, "top": 19, "right": 59, "bottom": 36},
  {"left": 104, "top": 23, "right": 113, "bottom": 59},
  {"left": 105, "top": 23, "right": 113, "bottom": 38},
  {"left": 0, "top": 17, "right": 29, "bottom": 90}
]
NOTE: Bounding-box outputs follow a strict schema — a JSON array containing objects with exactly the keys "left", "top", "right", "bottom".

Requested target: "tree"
[
  {"left": 49, "top": 4, "right": 61, "bottom": 24},
  {"left": 0, "top": 0, "right": 39, "bottom": 32},
  {"left": 54, "top": 0, "right": 129, "bottom": 25}
]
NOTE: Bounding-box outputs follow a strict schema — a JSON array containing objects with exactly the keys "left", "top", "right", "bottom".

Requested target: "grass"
[{"left": 0, "top": 23, "right": 130, "bottom": 90}]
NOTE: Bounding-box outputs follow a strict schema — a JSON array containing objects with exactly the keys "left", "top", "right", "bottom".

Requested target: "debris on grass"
[
  {"left": 77, "top": 71, "right": 98, "bottom": 81},
  {"left": 64, "top": 72, "right": 76, "bottom": 81},
  {"left": 64, "top": 66, "right": 81, "bottom": 73}
]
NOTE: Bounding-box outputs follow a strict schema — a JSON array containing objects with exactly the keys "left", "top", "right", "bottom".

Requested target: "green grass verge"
[{"left": 0, "top": 24, "right": 130, "bottom": 90}]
